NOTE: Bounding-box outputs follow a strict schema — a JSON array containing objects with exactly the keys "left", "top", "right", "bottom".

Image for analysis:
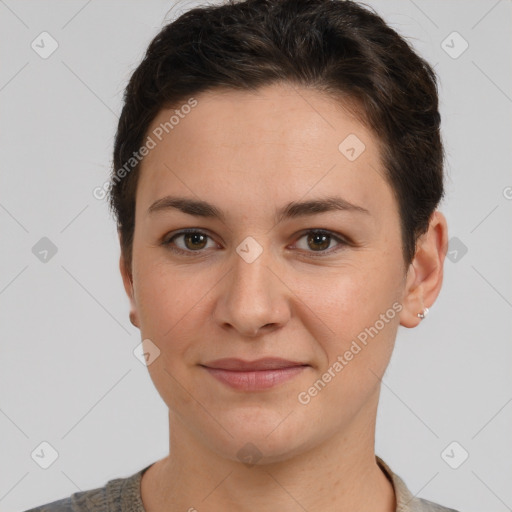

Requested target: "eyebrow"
[{"left": 147, "top": 195, "right": 370, "bottom": 223}]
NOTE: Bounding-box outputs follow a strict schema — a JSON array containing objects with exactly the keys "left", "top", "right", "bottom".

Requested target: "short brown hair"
[{"left": 109, "top": 0, "right": 445, "bottom": 272}]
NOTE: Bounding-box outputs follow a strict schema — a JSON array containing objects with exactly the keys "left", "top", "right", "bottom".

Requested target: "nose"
[{"left": 213, "top": 245, "right": 291, "bottom": 338}]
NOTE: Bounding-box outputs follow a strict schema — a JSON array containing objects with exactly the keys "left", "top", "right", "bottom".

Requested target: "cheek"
[
  {"left": 301, "top": 257, "right": 403, "bottom": 342},
  {"left": 135, "top": 266, "right": 207, "bottom": 342},
  {"left": 296, "top": 268, "right": 400, "bottom": 422},
  {"left": 296, "top": 253, "right": 403, "bottom": 404},
  {"left": 132, "top": 259, "right": 211, "bottom": 409}
]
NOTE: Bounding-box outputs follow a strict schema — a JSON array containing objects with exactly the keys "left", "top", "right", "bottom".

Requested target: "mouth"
[{"left": 199, "top": 358, "right": 310, "bottom": 391}]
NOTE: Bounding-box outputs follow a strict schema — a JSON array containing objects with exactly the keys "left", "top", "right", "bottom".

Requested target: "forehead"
[{"left": 136, "top": 83, "right": 393, "bottom": 220}]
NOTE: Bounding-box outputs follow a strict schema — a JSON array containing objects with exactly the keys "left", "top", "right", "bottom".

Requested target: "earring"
[{"left": 417, "top": 307, "right": 429, "bottom": 320}]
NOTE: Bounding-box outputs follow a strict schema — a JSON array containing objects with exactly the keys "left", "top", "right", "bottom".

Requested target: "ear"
[
  {"left": 119, "top": 239, "right": 140, "bottom": 329},
  {"left": 399, "top": 210, "right": 449, "bottom": 328}
]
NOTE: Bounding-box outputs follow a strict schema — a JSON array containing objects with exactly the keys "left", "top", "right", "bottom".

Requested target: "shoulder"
[
  {"left": 415, "top": 496, "right": 461, "bottom": 512},
  {"left": 24, "top": 496, "right": 74, "bottom": 512},
  {"left": 376, "top": 456, "right": 461, "bottom": 512},
  {"left": 23, "top": 464, "right": 152, "bottom": 512},
  {"left": 23, "top": 486, "right": 107, "bottom": 512}
]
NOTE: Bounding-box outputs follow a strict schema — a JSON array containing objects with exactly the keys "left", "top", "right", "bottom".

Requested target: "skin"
[{"left": 120, "top": 83, "right": 448, "bottom": 512}]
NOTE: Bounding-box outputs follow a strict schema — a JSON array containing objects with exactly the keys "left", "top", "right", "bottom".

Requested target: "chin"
[{"left": 200, "top": 409, "right": 316, "bottom": 465}]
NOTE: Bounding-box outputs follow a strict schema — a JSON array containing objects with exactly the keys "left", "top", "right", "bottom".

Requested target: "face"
[{"left": 122, "top": 83, "right": 412, "bottom": 463}]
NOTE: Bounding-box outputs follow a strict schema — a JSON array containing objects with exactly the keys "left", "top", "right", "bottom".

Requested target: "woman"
[{"left": 27, "top": 0, "right": 458, "bottom": 510}]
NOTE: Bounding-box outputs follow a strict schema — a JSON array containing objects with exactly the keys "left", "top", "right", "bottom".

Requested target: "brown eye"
[
  {"left": 306, "top": 232, "right": 331, "bottom": 251},
  {"left": 182, "top": 232, "right": 208, "bottom": 250},
  {"left": 294, "top": 229, "right": 348, "bottom": 256},
  {"left": 163, "top": 230, "right": 217, "bottom": 255}
]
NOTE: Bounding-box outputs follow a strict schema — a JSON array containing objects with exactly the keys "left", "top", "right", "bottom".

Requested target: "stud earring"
[{"left": 417, "top": 307, "right": 429, "bottom": 320}]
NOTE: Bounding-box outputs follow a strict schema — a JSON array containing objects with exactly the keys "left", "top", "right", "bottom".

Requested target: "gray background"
[{"left": 1, "top": 1, "right": 511, "bottom": 511}]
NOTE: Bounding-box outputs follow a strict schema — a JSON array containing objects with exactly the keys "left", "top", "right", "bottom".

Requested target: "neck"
[{"left": 141, "top": 392, "right": 395, "bottom": 512}]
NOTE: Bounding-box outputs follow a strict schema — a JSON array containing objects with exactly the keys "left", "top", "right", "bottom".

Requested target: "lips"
[
  {"left": 200, "top": 358, "right": 310, "bottom": 391},
  {"left": 201, "top": 357, "right": 308, "bottom": 371}
]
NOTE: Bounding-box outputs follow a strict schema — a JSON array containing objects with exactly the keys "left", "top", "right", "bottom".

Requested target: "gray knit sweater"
[{"left": 24, "top": 456, "right": 460, "bottom": 511}]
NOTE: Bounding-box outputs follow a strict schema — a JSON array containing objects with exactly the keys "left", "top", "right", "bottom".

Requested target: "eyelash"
[{"left": 161, "top": 228, "right": 350, "bottom": 258}]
